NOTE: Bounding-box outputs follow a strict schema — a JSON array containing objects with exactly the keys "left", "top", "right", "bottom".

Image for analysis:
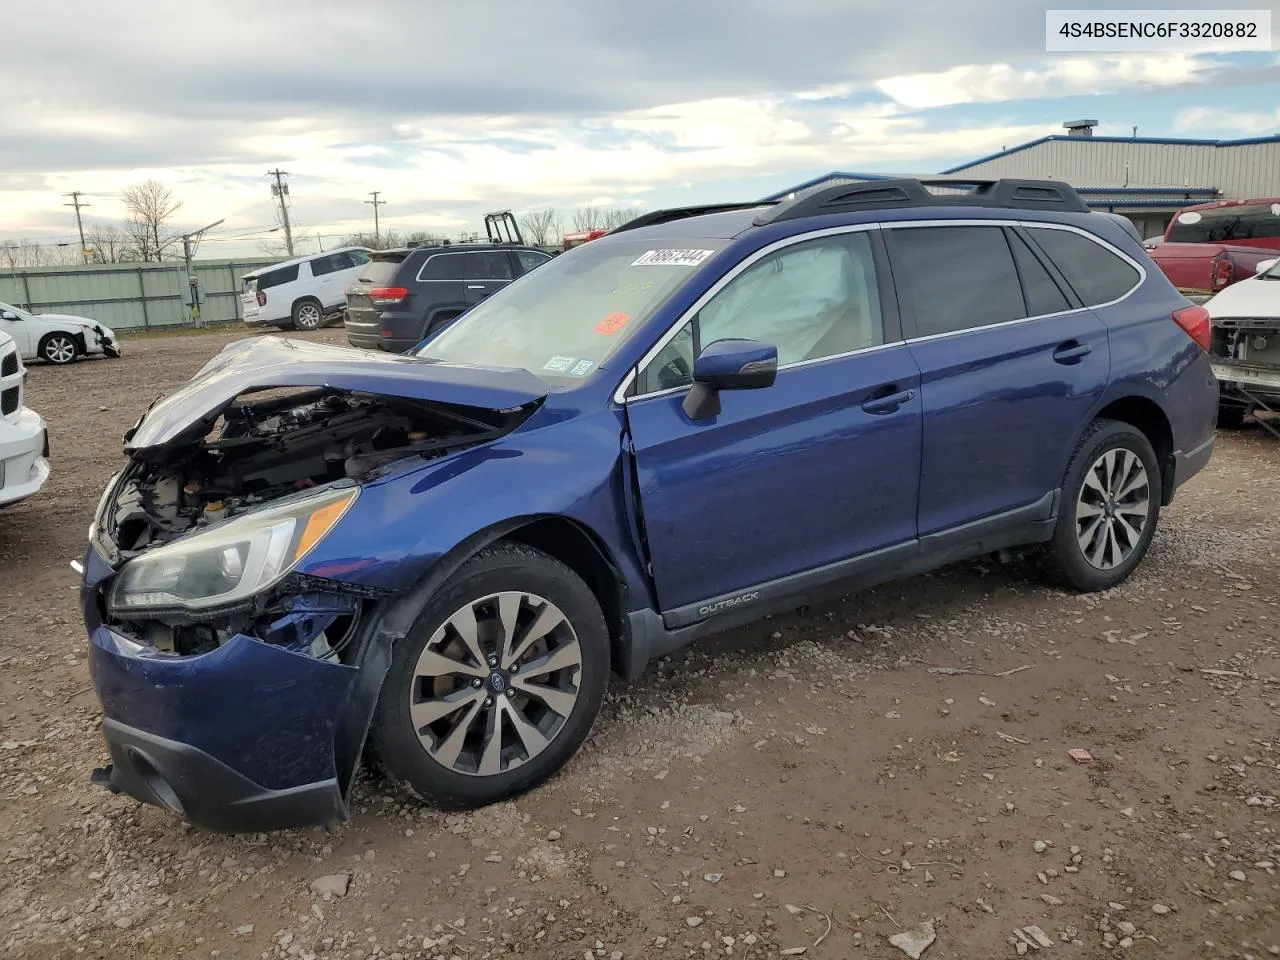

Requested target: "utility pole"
[
  {"left": 63, "top": 191, "right": 90, "bottom": 263},
  {"left": 267, "top": 169, "right": 295, "bottom": 256},
  {"left": 366, "top": 191, "right": 385, "bottom": 245},
  {"left": 180, "top": 218, "right": 224, "bottom": 327}
]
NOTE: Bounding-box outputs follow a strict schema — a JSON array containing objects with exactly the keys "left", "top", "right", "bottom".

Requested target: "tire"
[
  {"left": 291, "top": 299, "right": 324, "bottom": 331},
  {"left": 39, "top": 332, "right": 81, "bottom": 365},
  {"left": 369, "top": 542, "right": 609, "bottom": 809},
  {"left": 1216, "top": 403, "right": 1247, "bottom": 429},
  {"left": 1037, "top": 419, "right": 1161, "bottom": 592}
]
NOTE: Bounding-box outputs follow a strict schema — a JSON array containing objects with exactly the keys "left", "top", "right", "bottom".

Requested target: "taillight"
[
  {"left": 255, "top": 290, "right": 266, "bottom": 307},
  {"left": 369, "top": 287, "right": 408, "bottom": 305},
  {"left": 1172, "top": 304, "right": 1211, "bottom": 351},
  {"left": 1211, "top": 253, "right": 1234, "bottom": 292}
]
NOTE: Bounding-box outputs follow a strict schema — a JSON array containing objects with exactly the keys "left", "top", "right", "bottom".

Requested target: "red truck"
[{"left": 1147, "top": 198, "right": 1280, "bottom": 301}]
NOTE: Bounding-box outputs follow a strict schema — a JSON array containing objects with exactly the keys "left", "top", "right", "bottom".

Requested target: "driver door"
[{"left": 622, "top": 229, "right": 923, "bottom": 618}]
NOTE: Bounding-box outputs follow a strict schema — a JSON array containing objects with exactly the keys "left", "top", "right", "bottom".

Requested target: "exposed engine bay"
[
  {"left": 107, "top": 387, "right": 526, "bottom": 555},
  {"left": 95, "top": 387, "right": 536, "bottom": 656},
  {"left": 1211, "top": 319, "right": 1280, "bottom": 385}
]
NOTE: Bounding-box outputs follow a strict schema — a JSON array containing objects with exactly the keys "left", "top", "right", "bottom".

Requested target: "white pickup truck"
[{"left": 0, "top": 330, "right": 50, "bottom": 507}]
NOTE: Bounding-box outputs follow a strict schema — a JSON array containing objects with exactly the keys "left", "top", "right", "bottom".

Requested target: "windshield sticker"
[
  {"left": 632, "top": 248, "right": 715, "bottom": 267},
  {"left": 1272, "top": 204, "right": 1280, "bottom": 217},
  {"left": 543, "top": 356, "right": 576, "bottom": 373},
  {"left": 1176, "top": 211, "right": 1202, "bottom": 225},
  {"left": 594, "top": 312, "right": 631, "bottom": 335},
  {"left": 568, "top": 359, "right": 594, "bottom": 377}
]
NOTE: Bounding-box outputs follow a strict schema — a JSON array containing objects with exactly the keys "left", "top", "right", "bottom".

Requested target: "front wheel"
[
  {"left": 369, "top": 543, "right": 609, "bottom": 808},
  {"left": 1038, "top": 419, "right": 1161, "bottom": 592},
  {"left": 40, "top": 333, "right": 80, "bottom": 365}
]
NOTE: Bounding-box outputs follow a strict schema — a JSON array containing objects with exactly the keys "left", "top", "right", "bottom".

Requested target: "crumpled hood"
[
  {"left": 37, "top": 312, "right": 102, "bottom": 330},
  {"left": 124, "top": 336, "right": 548, "bottom": 453}
]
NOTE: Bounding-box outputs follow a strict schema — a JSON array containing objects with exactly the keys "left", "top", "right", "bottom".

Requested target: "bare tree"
[
  {"left": 121, "top": 179, "right": 183, "bottom": 262},
  {"left": 85, "top": 224, "right": 130, "bottom": 263},
  {"left": 340, "top": 230, "right": 404, "bottom": 250},
  {"left": 0, "top": 238, "right": 55, "bottom": 269},
  {"left": 571, "top": 204, "right": 601, "bottom": 232},
  {"left": 518, "top": 208, "right": 563, "bottom": 245},
  {"left": 601, "top": 207, "right": 641, "bottom": 229},
  {"left": 571, "top": 205, "right": 641, "bottom": 233}
]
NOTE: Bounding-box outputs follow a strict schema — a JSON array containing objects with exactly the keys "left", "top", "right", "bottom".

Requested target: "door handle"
[
  {"left": 1052, "top": 342, "right": 1092, "bottom": 364},
  {"left": 861, "top": 388, "right": 915, "bottom": 415},
  {"left": 467, "top": 284, "right": 486, "bottom": 290}
]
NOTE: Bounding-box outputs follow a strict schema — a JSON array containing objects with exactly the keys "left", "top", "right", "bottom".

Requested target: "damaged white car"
[
  {"left": 0, "top": 299, "right": 122, "bottom": 365},
  {"left": 0, "top": 330, "right": 51, "bottom": 507}
]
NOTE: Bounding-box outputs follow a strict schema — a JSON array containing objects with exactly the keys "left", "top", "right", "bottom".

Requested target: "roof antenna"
[{"left": 1132, "top": 126, "right": 1138, "bottom": 137}]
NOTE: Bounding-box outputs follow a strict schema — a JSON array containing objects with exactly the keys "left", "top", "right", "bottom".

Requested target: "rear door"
[
  {"left": 463, "top": 251, "right": 515, "bottom": 306},
  {"left": 885, "top": 222, "right": 1112, "bottom": 538},
  {"left": 310, "top": 252, "right": 354, "bottom": 308}
]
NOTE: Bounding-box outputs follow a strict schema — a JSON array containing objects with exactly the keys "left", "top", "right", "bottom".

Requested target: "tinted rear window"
[
  {"left": 1009, "top": 231, "right": 1071, "bottom": 316},
  {"left": 418, "top": 253, "right": 466, "bottom": 281},
  {"left": 1027, "top": 228, "right": 1140, "bottom": 307},
  {"left": 256, "top": 264, "right": 300, "bottom": 290},
  {"left": 356, "top": 253, "right": 408, "bottom": 286},
  {"left": 465, "top": 251, "right": 514, "bottom": 280},
  {"left": 1166, "top": 203, "right": 1280, "bottom": 243},
  {"left": 888, "top": 226, "right": 1025, "bottom": 337}
]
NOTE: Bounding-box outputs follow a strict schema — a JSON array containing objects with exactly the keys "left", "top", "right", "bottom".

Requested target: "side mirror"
[
  {"left": 1, "top": 311, "right": 18, "bottom": 321},
  {"left": 1255, "top": 258, "right": 1278, "bottom": 276},
  {"left": 682, "top": 338, "right": 778, "bottom": 420}
]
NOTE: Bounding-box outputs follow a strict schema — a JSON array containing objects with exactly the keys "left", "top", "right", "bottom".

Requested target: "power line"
[
  {"left": 63, "top": 192, "right": 90, "bottom": 264},
  {"left": 366, "top": 191, "right": 385, "bottom": 244}
]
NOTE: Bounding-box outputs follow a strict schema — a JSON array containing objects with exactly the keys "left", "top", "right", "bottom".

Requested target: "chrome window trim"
[
  {"left": 613, "top": 224, "right": 883, "bottom": 404},
  {"left": 613, "top": 217, "right": 1147, "bottom": 403}
]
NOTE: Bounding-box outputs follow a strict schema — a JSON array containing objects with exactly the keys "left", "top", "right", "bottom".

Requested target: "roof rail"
[
  {"left": 611, "top": 202, "right": 773, "bottom": 235},
  {"left": 753, "top": 178, "right": 1091, "bottom": 226}
]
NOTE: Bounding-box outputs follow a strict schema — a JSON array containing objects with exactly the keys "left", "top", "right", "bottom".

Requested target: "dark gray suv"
[{"left": 344, "top": 243, "right": 553, "bottom": 352}]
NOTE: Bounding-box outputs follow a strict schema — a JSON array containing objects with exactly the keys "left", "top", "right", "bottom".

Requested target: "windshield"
[
  {"left": 1167, "top": 203, "right": 1280, "bottom": 243},
  {"left": 413, "top": 238, "right": 728, "bottom": 383}
]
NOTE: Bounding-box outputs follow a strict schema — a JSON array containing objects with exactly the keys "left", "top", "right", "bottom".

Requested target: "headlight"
[{"left": 108, "top": 486, "right": 357, "bottom": 613}]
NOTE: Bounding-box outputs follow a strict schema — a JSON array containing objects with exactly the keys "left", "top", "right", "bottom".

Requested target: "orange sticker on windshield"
[{"left": 594, "top": 312, "right": 631, "bottom": 335}]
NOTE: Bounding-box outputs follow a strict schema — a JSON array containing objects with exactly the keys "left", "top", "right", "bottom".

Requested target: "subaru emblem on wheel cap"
[{"left": 489, "top": 672, "right": 506, "bottom": 693}]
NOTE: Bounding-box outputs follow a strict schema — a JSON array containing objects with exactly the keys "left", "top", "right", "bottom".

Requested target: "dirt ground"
[{"left": 1, "top": 327, "right": 1278, "bottom": 960}]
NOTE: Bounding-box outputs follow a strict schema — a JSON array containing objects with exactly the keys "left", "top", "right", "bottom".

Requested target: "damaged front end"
[
  {"left": 80, "top": 338, "right": 545, "bottom": 831},
  {"left": 1210, "top": 318, "right": 1280, "bottom": 421}
]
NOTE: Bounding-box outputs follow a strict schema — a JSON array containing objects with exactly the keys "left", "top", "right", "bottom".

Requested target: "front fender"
[{"left": 294, "top": 404, "right": 652, "bottom": 608}]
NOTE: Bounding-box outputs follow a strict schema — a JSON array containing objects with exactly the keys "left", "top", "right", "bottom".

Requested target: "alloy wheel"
[
  {"left": 295, "top": 304, "right": 322, "bottom": 329},
  {"left": 44, "top": 335, "right": 77, "bottom": 364},
  {"left": 408, "top": 591, "right": 582, "bottom": 777},
  {"left": 1075, "top": 448, "right": 1151, "bottom": 570}
]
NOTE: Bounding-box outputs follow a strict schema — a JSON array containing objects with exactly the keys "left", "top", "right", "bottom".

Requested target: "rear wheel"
[
  {"left": 39, "top": 332, "right": 80, "bottom": 365},
  {"left": 1038, "top": 419, "right": 1160, "bottom": 592},
  {"left": 369, "top": 543, "right": 609, "bottom": 808},
  {"left": 291, "top": 299, "right": 324, "bottom": 330}
]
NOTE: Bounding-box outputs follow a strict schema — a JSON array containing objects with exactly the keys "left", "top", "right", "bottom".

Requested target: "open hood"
[{"left": 124, "top": 336, "right": 548, "bottom": 453}]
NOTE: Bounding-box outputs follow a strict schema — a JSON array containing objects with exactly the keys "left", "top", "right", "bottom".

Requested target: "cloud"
[
  {"left": 1174, "top": 106, "right": 1280, "bottom": 136},
  {"left": 877, "top": 55, "right": 1214, "bottom": 109},
  {"left": 0, "top": 0, "right": 1268, "bottom": 248}
]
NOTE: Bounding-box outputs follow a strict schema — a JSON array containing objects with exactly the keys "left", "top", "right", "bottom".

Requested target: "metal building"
[{"left": 770, "top": 121, "right": 1280, "bottom": 240}]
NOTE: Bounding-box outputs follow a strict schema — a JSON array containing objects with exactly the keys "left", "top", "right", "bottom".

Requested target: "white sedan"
[
  {"left": 0, "top": 300, "right": 122, "bottom": 365},
  {"left": 1205, "top": 255, "right": 1280, "bottom": 426}
]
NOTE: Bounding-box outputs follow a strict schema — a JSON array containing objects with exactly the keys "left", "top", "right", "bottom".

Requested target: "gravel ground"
[{"left": 1, "top": 328, "right": 1278, "bottom": 960}]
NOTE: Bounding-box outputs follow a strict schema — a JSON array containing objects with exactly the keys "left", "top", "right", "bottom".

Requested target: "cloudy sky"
[{"left": 1, "top": 0, "right": 1277, "bottom": 258}]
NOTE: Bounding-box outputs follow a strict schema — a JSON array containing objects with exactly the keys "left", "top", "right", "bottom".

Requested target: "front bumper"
[
  {"left": 0, "top": 408, "right": 50, "bottom": 507},
  {"left": 96, "top": 719, "right": 344, "bottom": 833},
  {"left": 86, "top": 623, "right": 360, "bottom": 831}
]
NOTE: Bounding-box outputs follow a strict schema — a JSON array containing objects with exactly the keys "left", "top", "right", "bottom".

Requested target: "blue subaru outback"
[{"left": 79, "top": 179, "right": 1217, "bottom": 831}]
